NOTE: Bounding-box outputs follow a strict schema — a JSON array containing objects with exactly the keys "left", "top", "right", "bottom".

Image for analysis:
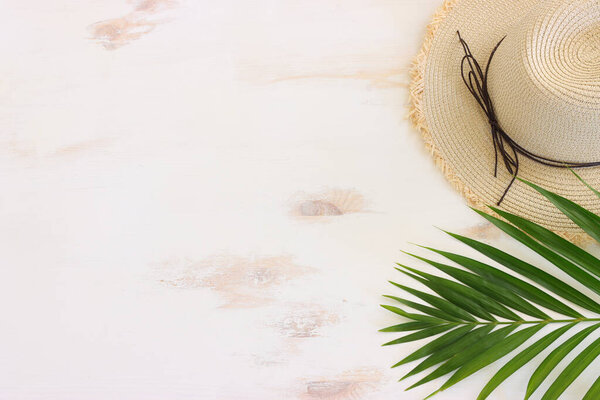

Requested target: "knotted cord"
[{"left": 457, "top": 31, "right": 600, "bottom": 205}]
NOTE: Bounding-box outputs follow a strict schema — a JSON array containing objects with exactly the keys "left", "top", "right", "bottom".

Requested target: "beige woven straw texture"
[{"left": 409, "top": 0, "right": 600, "bottom": 242}]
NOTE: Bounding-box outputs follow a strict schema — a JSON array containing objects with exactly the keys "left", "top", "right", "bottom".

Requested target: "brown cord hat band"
[{"left": 457, "top": 31, "right": 600, "bottom": 206}]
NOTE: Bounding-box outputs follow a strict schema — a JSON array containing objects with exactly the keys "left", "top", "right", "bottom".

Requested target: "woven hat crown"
[{"left": 488, "top": 0, "right": 600, "bottom": 163}]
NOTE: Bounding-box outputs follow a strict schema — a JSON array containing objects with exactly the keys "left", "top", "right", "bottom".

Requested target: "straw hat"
[{"left": 410, "top": 0, "right": 600, "bottom": 239}]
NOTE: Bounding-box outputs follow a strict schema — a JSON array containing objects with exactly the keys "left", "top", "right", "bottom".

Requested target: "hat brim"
[{"left": 410, "top": 0, "right": 600, "bottom": 241}]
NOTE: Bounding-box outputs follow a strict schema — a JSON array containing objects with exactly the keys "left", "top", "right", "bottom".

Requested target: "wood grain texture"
[{"left": 2, "top": 0, "right": 598, "bottom": 399}]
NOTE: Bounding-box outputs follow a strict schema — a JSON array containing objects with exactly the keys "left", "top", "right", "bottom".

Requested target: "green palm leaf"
[
  {"left": 379, "top": 304, "right": 448, "bottom": 324},
  {"left": 487, "top": 205, "right": 600, "bottom": 279},
  {"left": 382, "top": 295, "right": 463, "bottom": 322},
  {"left": 382, "top": 324, "right": 457, "bottom": 346},
  {"left": 422, "top": 248, "right": 580, "bottom": 317},
  {"left": 430, "top": 324, "right": 546, "bottom": 398},
  {"left": 525, "top": 324, "right": 600, "bottom": 399},
  {"left": 541, "top": 335, "right": 600, "bottom": 400},
  {"left": 379, "top": 321, "right": 439, "bottom": 333},
  {"left": 572, "top": 169, "right": 600, "bottom": 200},
  {"left": 395, "top": 266, "right": 497, "bottom": 321},
  {"left": 400, "top": 325, "right": 494, "bottom": 381},
  {"left": 521, "top": 178, "right": 600, "bottom": 243},
  {"left": 444, "top": 231, "right": 600, "bottom": 313},
  {"left": 392, "top": 325, "right": 474, "bottom": 367},
  {"left": 406, "top": 325, "right": 517, "bottom": 391},
  {"left": 380, "top": 177, "right": 600, "bottom": 399},
  {"left": 477, "top": 323, "right": 575, "bottom": 400},
  {"left": 583, "top": 375, "right": 600, "bottom": 400},
  {"left": 406, "top": 251, "right": 549, "bottom": 319},
  {"left": 389, "top": 281, "right": 477, "bottom": 322},
  {"left": 398, "top": 264, "right": 520, "bottom": 321},
  {"left": 476, "top": 207, "right": 600, "bottom": 292}
]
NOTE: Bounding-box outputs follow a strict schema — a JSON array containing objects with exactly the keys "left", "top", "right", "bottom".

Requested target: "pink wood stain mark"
[
  {"left": 289, "top": 188, "right": 367, "bottom": 219},
  {"left": 7, "top": 137, "right": 114, "bottom": 159},
  {"left": 133, "top": 0, "right": 174, "bottom": 12},
  {"left": 268, "top": 68, "right": 406, "bottom": 89},
  {"left": 51, "top": 138, "right": 114, "bottom": 157},
  {"left": 156, "top": 254, "right": 313, "bottom": 308},
  {"left": 248, "top": 350, "right": 289, "bottom": 367},
  {"left": 459, "top": 221, "right": 501, "bottom": 241},
  {"left": 236, "top": 54, "right": 406, "bottom": 89},
  {"left": 301, "top": 368, "right": 383, "bottom": 399},
  {"left": 89, "top": 0, "right": 177, "bottom": 50},
  {"left": 274, "top": 305, "right": 340, "bottom": 338}
]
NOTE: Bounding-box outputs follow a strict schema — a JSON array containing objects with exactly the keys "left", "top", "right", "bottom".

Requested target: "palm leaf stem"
[{"left": 458, "top": 318, "right": 600, "bottom": 325}]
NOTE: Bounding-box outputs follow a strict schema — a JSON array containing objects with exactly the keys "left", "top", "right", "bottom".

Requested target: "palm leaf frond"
[
  {"left": 582, "top": 375, "right": 600, "bottom": 400},
  {"left": 381, "top": 177, "right": 600, "bottom": 399},
  {"left": 571, "top": 169, "right": 600, "bottom": 200},
  {"left": 521, "top": 178, "right": 600, "bottom": 243},
  {"left": 399, "top": 325, "right": 495, "bottom": 381},
  {"left": 525, "top": 324, "right": 600, "bottom": 399},
  {"left": 479, "top": 323, "right": 575, "bottom": 400},
  {"left": 487, "top": 205, "right": 600, "bottom": 279}
]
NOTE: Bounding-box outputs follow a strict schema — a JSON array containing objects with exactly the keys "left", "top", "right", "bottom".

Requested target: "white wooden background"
[{"left": 2, "top": 1, "right": 600, "bottom": 399}]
